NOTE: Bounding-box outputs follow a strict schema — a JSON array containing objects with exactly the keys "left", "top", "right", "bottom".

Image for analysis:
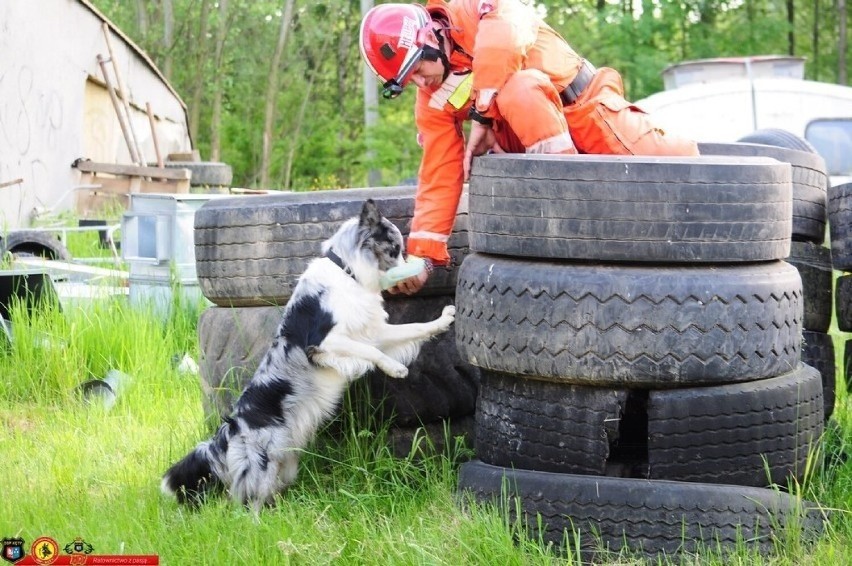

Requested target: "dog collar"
[{"left": 324, "top": 249, "right": 357, "bottom": 281}]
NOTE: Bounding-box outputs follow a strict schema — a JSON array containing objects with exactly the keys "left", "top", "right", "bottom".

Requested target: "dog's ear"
[{"left": 359, "top": 199, "right": 382, "bottom": 229}]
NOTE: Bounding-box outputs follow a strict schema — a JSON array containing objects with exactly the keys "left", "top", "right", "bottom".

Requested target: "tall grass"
[{"left": 1, "top": 294, "right": 851, "bottom": 565}]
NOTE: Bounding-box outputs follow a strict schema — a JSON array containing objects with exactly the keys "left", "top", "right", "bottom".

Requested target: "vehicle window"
[{"left": 806, "top": 119, "right": 852, "bottom": 176}]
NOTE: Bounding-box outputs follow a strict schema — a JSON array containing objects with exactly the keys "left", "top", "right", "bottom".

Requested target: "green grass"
[{"left": 2, "top": 295, "right": 852, "bottom": 565}]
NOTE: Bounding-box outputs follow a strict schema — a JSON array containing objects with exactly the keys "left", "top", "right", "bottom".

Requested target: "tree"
[
  {"left": 259, "top": 1, "right": 296, "bottom": 188},
  {"left": 89, "top": 0, "right": 850, "bottom": 191},
  {"left": 210, "top": 0, "right": 231, "bottom": 161}
]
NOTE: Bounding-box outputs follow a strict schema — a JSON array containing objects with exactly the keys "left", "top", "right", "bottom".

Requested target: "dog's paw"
[
  {"left": 435, "top": 304, "right": 456, "bottom": 331},
  {"left": 381, "top": 362, "right": 409, "bottom": 379}
]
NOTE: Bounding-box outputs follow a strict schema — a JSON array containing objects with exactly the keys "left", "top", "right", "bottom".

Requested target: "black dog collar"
[{"left": 325, "top": 249, "right": 357, "bottom": 281}]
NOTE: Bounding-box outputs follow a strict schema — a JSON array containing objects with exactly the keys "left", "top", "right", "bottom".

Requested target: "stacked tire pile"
[
  {"left": 456, "top": 154, "right": 825, "bottom": 560},
  {"left": 828, "top": 181, "right": 852, "bottom": 392},
  {"left": 192, "top": 187, "right": 478, "bottom": 453},
  {"left": 700, "top": 131, "right": 836, "bottom": 422},
  {"left": 164, "top": 151, "right": 234, "bottom": 194}
]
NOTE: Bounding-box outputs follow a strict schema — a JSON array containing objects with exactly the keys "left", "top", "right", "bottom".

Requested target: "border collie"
[{"left": 161, "top": 199, "right": 455, "bottom": 510}]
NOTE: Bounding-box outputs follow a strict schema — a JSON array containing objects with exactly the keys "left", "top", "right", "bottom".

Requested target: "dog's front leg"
[
  {"left": 374, "top": 305, "right": 456, "bottom": 349},
  {"left": 308, "top": 335, "right": 409, "bottom": 379}
]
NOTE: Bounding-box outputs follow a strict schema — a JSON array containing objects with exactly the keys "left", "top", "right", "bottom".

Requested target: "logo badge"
[
  {"left": 2, "top": 538, "right": 24, "bottom": 564},
  {"left": 63, "top": 538, "right": 93, "bottom": 556},
  {"left": 30, "top": 537, "right": 59, "bottom": 565}
]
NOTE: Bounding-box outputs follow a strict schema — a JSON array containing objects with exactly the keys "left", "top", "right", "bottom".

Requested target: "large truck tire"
[
  {"left": 458, "top": 460, "right": 824, "bottom": 560},
  {"left": 647, "top": 365, "right": 823, "bottom": 487},
  {"left": 737, "top": 128, "right": 821, "bottom": 153},
  {"left": 469, "top": 154, "right": 792, "bottom": 262},
  {"left": 164, "top": 161, "right": 233, "bottom": 187},
  {"left": 828, "top": 182, "right": 852, "bottom": 269},
  {"left": 700, "top": 139, "right": 828, "bottom": 243},
  {"left": 456, "top": 253, "right": 803, "bottom": 387},
  {"left": 474, "top": 370, "right": 626, "bottom": 475},
  {"left": 802, "top": 330, "right": 836, "bottom": 422},
  {"left": 197, "top": 297, "right": 479, "bottom": 428},
  {"left": 194, "top": 187, "right": 469, "bottom": 306},
  {"left": 785, "top": 241, "right": 833, "bottom": 332}
]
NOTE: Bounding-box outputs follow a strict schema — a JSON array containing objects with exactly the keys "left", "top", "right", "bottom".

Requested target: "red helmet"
[{"left": 359, "top": 3, "right": 432, "bottom": 99}]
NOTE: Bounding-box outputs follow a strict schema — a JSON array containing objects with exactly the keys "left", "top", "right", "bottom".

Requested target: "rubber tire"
[
  {"left": 474, "top": 371, "right": 626, "bottom": 475},
  {"left": 164, "top": 161, "right": 233, "bottom": 187},
  {"left": 700, "top": 140, "right": 828, "bottom": 243},
  {"left": 835, "top": 274, "right": 852, "bottom": 331},
  {"left": 828, "top": 182, "right": 852, "bottom": 270},
  {"left": 194, "top": 187, "right": 469, "bottom": 306},
  {"left": 737, "top": 128, "right": 820, "bottom": 153},
  {"left": 0, "top": 231, "right": 71, "bottom": 261},
  {"left": 785, "top": 241, "right": 833, "bottom": 332},
  {"left": 458, "top": 460, "right": 824, "bottom": 559},
  {"left": 802, "top": 330, "right": 836, "bottom": 422},
  {"left": 197, "top": 298, "right": 479, "bottom": 427},
  {"left": 469, "top": 153, "right": 792, "bottom": 262},
  {"left": 455, "top": 253, "right": 803, "bottom": 386},
  {"left": 647, "top": 364, "right": 823, "bottom": 487}
]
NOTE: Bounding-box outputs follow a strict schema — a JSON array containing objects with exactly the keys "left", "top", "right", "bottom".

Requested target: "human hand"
[
  {"left": 464, "top": 122, "right": 504, "bottom": 181},
  {"left": 386, "top": 268, "right": 430, "bottom": 296}
]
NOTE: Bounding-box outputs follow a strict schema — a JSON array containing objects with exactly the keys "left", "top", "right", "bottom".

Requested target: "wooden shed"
[{"left": 0, "top": 0, "right": 192, "bottom": 229}]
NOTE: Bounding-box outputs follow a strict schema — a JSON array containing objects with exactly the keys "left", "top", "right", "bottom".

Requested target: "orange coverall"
[{"left": 407, "top": 0, "right": 699, "bottom": 266}]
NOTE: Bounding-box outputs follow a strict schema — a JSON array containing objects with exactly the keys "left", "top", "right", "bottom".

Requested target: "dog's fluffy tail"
[{"left": 161, "top": 423, "right": 229, "bottom": 505}]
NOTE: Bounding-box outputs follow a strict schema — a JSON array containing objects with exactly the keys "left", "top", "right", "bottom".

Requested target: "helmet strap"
[{"left": 421, "top": 44, "right": 450, "bottom": 83}]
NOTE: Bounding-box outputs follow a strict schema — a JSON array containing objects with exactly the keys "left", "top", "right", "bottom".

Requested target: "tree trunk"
[
  {"left": 283, "top": 35, "right": 332, "bottom": 190},
  {"left": 259, "top": 0, "right": 296, "bottom": 189},
  {"left": 210, "top": 0, "right": 230, "bottom": 162},
  {"left": 189, "top": 0, "right": 212, "bottom": 145},
  {"left": 840, "top": 0, "right": 848, "bottom": 84},
  {"left": 786, "top": 0, "right": 795, "bottom": 55},
  {"left": 161, "top": 0, "right": 174, "bottom": 79},
  {"left": 812, "top": 0, "right": 820, "bottom": 81},
  {"left": 135, "top": 0, "right": 148, "bottom": 36}
]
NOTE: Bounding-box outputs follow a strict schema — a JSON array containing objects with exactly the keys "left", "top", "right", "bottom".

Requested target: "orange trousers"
[{"left": 492, "top": 67, "right": 699, "bottom": 156}]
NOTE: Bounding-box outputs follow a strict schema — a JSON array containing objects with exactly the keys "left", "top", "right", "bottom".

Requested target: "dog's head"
[
  {"left": 322, "top": 199, "right": 405, "bottom": 290},
  {"left": 357, "top": 199, "right": 405, "bottom": 271}
]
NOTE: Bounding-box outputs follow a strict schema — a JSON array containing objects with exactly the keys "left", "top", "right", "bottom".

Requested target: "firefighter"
[{"left": 359, "top": 0, "right": 699, "bottom": 294}]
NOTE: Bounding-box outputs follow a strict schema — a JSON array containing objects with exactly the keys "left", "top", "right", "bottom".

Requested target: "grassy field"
[{"left": 1, "top": 284, "right": 851, "bottom": 565}]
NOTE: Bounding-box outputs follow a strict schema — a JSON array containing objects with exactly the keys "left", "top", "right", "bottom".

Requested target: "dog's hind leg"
[{"left": 278, "top": 450, "right": 300, "bottom": 491}]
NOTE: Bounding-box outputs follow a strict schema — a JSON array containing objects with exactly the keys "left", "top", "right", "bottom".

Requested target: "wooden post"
[
  {"left": 103, "top": 23, "right": 146, "bottom": 166},
  {"left": 97, "top": 54, "right": 140, "bottom": 165},
  {"left": 146, "top": 103, "right": 164, "bottom": 168}
]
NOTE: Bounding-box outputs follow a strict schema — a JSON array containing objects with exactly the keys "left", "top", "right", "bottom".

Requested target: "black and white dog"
[{"left": 162, "top": 199, "right": 455, "bottom": 510}]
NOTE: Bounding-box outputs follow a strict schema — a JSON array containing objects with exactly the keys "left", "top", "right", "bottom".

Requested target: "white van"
[{"left": 634, "top": 55, "right": 852, "bottom": 186}]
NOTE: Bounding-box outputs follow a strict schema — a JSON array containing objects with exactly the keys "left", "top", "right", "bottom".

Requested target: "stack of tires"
[
  {"left": 828, "top": 181, "right": 852, "bottom": 393},
  {"left": 192, "top": 187, "right": 479, "bottom": 452},
  {"left": 700, "top": 132, "right": 836, "bottom": 422},
  {"left": 456, "top": 154, "right": 825, "bottom": 560},
  {"left": 164, "top": 151, "right": 234, "bottom": 194}
]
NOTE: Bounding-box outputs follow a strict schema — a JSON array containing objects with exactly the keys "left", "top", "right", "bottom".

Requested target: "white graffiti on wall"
[{"left": 0, "top": 65, "right": 66, "bottom": 226}]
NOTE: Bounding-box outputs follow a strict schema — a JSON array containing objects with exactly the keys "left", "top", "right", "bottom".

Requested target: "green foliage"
[{"left": 88, "top": 0, "right": 852, "bottom": 185}]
